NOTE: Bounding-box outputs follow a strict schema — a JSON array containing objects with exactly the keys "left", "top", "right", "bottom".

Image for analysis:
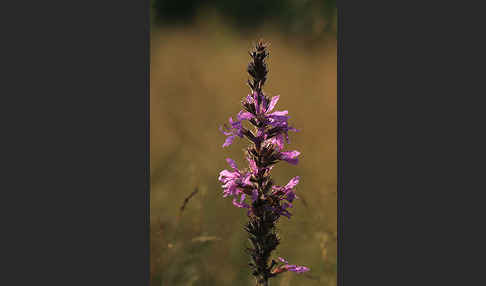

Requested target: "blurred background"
[{"left": 150, "top": 1, "right": 337, "bottom": 285}]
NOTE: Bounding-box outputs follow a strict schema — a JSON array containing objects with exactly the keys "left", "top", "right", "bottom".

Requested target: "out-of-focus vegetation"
[
  {"left": 151, "top": 0, "right": 337, "bottom": 38},
  {"left": 151, "top": 2, "right": 336, "bottom": 285}
]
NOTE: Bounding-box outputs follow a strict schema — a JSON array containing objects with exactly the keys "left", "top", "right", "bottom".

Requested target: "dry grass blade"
[
  {"left": 163, "top": 187, "right": 201, "bottom": 286},
  {"left": 172, "top": 187, "right": 200, "bottom": 243},
  {"left": 180, "top": 187, "right": 199, "bottom": 214},
  {"left": 191, "top": 236, "right": 222, "bottom": 243}
]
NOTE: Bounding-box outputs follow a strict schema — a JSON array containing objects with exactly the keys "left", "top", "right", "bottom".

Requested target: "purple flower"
[
  {"left": 266, "top": 134, "right": 285, "bottom": 150},
  {"left": 269, "top": 176, "right": 300, "bottom": 219},
  {"left": 274, "top": 202, "right": 292, "bottom": 218},
  {"left": 273, "top": 176, "right": 300, "bottom": 203},
  {"left": 237, "top": 110, "right": 255, "bottom": 121},
  {"left": 233, "top": 193, "right": 250, "bottom": 209},
  {"left": 241, "top": 93, "right": 281, "bottom": 117},
  {"left": 267, "top": 123, "right": 299, "bottom": 150},
  {"left": 279, "top": 150, "right": 301, "bottom": 165},
  {"left": 273, "top": 257, "right": 310, "bottom": 274},
  {"left": 219, "top": 41, "right": 308, "bottom": 284},
  {"left": 219, "top": 117, "right": 244, "bottom": 147},
  {"left": 218, "top": 158, "right": 252, "bottom": 199},
  {"left": 285, "top": 265, "right": 310, "bottom": 273},
  {"left": 237, "top": 94, "right": 297, "bottom": 150}
]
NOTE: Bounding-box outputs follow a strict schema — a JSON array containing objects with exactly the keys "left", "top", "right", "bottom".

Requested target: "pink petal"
[
  {"left": 222, "top": 135, "right": 236, "bottom": 147},
  {"left": 242, "top": 173, "right": 252, "bottom": 186},
  {"left": 267, "top": 95, "right": 280, "bottom": 112},
  {"left": 218, "top": 170, "right": 235, "bottom": 180},
  {"left": 219, "top": 125, "right": 232, "bottom": 136},
  {"left": 226, "top": 158, "right": 238, "bottom": 170},
  {"left": 285, "top": 176, "right": 300, "bottom": 190},
  {"left": 238, "top": 111, "right": 255, "bottom": 121},
  {"left": 269, "top": 110, "right": 288, "bottom": 117},
  {"left": 278, "top": 257, "right": 288, "bottom": 264},
  {"left": 280, "top": 150, "right": 301, "bottom": 165},
  {"left": 269, "top": 134, "right": 284, "bottom": 150}
]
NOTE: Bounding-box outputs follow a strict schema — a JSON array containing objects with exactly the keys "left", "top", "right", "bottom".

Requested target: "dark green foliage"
[
  {"left": 151, "top": 0, "right": 203, "bottom": 25},
  {"left": 151, "top": 0, "right": 337, "bottom": 35}
]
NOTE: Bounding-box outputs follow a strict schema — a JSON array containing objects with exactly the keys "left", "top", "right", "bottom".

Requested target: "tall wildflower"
[{"left": 218, "top": 41, "right": 309, "bottom": 285}]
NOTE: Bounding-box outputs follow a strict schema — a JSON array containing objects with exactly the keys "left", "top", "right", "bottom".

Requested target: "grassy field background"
[{"left": 150, "top": 15, "right": 337, "bottom": 286}]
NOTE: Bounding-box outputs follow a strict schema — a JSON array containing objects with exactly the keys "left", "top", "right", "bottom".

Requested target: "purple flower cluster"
[
  {"left": 218, "top": 90, "right": 302, "bottom": 218},
  {"left": 218, "top": 40, "right": 309, "bottom": 284},
  {"left": 220, "top": 91, "right": 298, "bottom": 151}
]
